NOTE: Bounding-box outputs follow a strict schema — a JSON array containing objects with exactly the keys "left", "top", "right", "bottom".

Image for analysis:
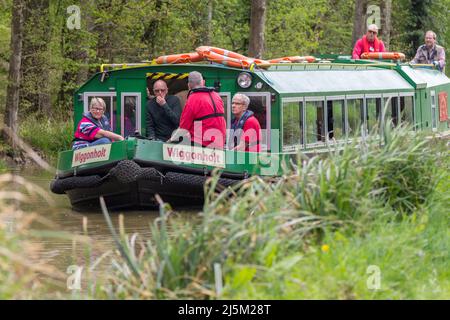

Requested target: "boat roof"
[
  {"left": 400, "top": 65, "right": 450, "bottom": 88},
  {"left": 254, "top": 65, "right": 414, "bottom": 96}
]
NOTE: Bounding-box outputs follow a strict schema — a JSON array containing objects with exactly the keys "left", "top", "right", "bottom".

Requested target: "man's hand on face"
[{"left": 156, "top": 96, "right": 166, "bottom": 106}]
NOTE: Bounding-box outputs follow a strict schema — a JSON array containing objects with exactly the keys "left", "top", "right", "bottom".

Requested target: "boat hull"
[{"left": 51, "top": 159, "right": 239, "bottom": 211}]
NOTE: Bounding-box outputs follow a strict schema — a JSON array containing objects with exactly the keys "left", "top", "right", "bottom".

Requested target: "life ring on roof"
[
  {"left": 156, "top": 52, "right": 203, "bottom": 64},
  {"left": 268, "top": 56, "right": 316, "bottom": 63},
  {"left": 360, "top": 52, "right": 406, "bottom": 61},
  {"left": 201, "top": 50, "right": 252, "bottom": 68},
  {"left": 196, "top": 46, "right": 269, "bottom": 67}
]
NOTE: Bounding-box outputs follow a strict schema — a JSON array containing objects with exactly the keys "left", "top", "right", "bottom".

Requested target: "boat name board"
[
  {"left": 72, "top": 144, "right": 111, "bottom": 167},
  {"left": 162, "top": 144, "right": 225, "bottom": 168}
]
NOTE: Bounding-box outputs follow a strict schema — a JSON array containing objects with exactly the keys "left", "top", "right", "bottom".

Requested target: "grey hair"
[
  {"left": 425, "top": 30, "right": 436, "bottom": 40},
  {"left": 90, "top": 97, "right": 106, "bottom": 110},
  {"left": 233, "top": 93, "right": 250, "bottom": 108},
  {"left": 188, "top": 71, "right": 203, "bottom": 87}
]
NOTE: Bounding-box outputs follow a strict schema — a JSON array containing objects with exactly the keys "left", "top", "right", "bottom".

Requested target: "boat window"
[
  {"left": 431, "top": 90, "right": 437, "bottom": 130},
  {"left": 238, "top": 93, "right": 271, "bottom": 150},
  {"left": 219, "top": 93, "right": 231, "bottom": 129},
  {"left": 326, "top": 99, "right": 345, "bottom": 140},
  {"left": 347, "top": 98, "right": 364, "bottom": 137},
  {"left": 305, "top": 100, "right": 325, "bottom": 144},
  {"left": 121, "top": 93, "right": 141, "bottom": 137},
  {"left": 146, "top": 73, "right": 189, "bottom": 109},
  {"left": 85, "top": 94, "right": 117, "bottom": 131},
  {"left": 400, "top": 95, "right": 414, "bottom": 126},
  {"left": 282, "top": 100, "right": 303, "bottom": 149},
  {"left": 384, "top": 96, "right": 399, "bottom": 127},
  {"left": 366, "top": 97, "right": 382, "bottom": 134}
]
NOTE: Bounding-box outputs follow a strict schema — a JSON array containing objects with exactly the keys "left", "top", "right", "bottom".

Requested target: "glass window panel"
[
  {"left": 347, "top": 98, "right": 364, "bottom": 137},
  {"left": 247, "top": 96, "right": 269, "bottom": 148},
  {"left": 305, "top": 100, "right": 325, "bottom": 144},
  {"left": 283, "top": 101, "right": 303, "bottom": 147},
  {"left": 88, "top": 96, "right": 114, "bottom": 131},
  {"left": 400, "top": 96, "right": 414, "bottom": 125},
  {"left": 220, "top": 95, "right": 229, "bottom": 127},
  {"left": 384, "top": 96, "right": 399, "bottom": 127},
  {"left": 123, "top": 96, "right": 137, "bottom": 137},
  {"left": 327, "top": 100, "right": 345, "bottom": 140},
  {"left": 366, "top": 97, "right": 381, "bottom": 134}
]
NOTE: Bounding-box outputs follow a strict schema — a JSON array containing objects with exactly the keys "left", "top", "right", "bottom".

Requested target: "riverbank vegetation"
[
  {"left": 2, "top": 127, "right": 447, "bottom": 299},
  {"left": 84, "top": 127, "right": 448, "bottom": 299}
]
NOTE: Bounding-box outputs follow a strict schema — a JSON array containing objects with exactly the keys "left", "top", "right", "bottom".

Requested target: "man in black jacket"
[{"left": 146, "top": 80, "right": 182, "bottom": 141}]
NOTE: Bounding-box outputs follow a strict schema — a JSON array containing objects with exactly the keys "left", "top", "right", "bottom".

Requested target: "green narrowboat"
[{"left": 51, "top": 51, "right": 450, "bottom": 211}]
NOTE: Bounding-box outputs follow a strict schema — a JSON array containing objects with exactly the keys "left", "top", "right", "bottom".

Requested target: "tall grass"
[
  {"left": 19, "top": 116, "right": 73, "bottom": 162},
  {"left": 88, "top": 126, "right": 449, "bottom": 299}
]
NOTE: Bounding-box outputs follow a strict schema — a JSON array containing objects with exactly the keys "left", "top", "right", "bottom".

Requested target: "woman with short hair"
[{"left": 72, "top": 97, "right": 124, "bottom": 150}]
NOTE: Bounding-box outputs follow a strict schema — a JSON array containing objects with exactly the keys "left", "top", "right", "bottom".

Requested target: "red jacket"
[
  {"left": 179, "top": 88, "right": 226, "bottom": 148},
  {"left": 352, "top": 35, "right": 385, "bottom": 59},
  {"left": 242, "top": 116, "right": 261, "bottom": 152}
]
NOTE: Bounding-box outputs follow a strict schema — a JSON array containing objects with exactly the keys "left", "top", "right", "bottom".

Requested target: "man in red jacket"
[
  {"left": 352, "top": 24, "right": 386, "bottom": 59},
  {"left": 169, "top": 71, "right": 226, "bottom": 148}
]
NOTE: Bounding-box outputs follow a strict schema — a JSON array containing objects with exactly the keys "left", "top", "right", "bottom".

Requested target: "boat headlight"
[{"left": 237, "top": 72, "right": 252, "bottom": 89}]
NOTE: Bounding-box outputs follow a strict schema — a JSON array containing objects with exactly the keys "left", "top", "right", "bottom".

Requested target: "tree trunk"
[
  {"left": 381, "top": 0, "right": 392, "bottom": 50},
  {"left": 248, "top": 0, "right": 266, "bottom": 58},
  {"left": 4, "top": 0, "right": 24, "bottom": 152},
  {"left": 205, "top": 0, "right": 213, "bottom": 46},
  {"left": 352, "top": 0, "right": 368, "bottom": 46},
  {"left": 20, "top": 0, "right": 51, "bottom": 117}
]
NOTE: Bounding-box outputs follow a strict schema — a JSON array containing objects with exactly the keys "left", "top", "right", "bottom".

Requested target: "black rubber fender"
[
  {"left": 108, "top": 160, "right": 142, "bottom": 184},
  {"left": 50, "top": 175, "right": 103, "bottom": 194}
]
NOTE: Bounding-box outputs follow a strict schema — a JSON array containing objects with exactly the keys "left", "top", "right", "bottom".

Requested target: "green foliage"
[
  {"left": 86, "top": 128, "right": 449, "bottom": 299},
  {"left": 19, "top": 116, "right": 73, "bottom": 161}
]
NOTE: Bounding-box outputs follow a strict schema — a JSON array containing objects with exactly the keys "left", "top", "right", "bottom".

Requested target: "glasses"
[
  {"left": 232, "top": 102, "right": 245, "bottom": 105},
  {"left": 368, "top": 30, "right": 377, "bottom": 34},
  {"left": 154, "top": 89, "right": 167, "bottom": 93},
  {"left": 91, "top": 107, "right": 104, "bottom": 112}
]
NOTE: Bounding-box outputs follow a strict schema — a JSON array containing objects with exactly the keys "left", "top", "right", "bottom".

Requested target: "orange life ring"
[
  {"left": 360, "top": 52, "right": 406, "bottom": 61},
  {"left": 197, "top": 46, "right": 269, "bottom": 67},
  {"left": 268, "top": 56, "right": 316, "bottom": 63},
  {"left": 196, "top": 46, "right": 249, "bottom": 61},
  {"left": 156, "top": 52, "right": 204, "bottom": 64},
  {"left": 202, "top": 50, "right": 252, "bottom": 68}
]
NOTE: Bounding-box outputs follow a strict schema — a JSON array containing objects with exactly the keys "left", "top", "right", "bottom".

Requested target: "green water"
[{"left": 8, "top": 167, "right": 198, "bottom": 277}]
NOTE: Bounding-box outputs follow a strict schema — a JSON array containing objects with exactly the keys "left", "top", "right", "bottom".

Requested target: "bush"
[{"left": 19, "top": 117, "right": 73, "bottom": 161}]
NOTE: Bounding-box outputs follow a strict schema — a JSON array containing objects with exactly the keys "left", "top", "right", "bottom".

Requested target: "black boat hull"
[{"left": 51, "top": 160, "right": 239, "bottom": 211}]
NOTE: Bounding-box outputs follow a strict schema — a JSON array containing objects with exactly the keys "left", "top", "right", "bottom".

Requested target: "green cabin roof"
[
  {"left": 254, "top": 67, "right": 414, "bottom": 95},
  {"left": 400, "top": 66, "right": 450, "bottom": 88}
]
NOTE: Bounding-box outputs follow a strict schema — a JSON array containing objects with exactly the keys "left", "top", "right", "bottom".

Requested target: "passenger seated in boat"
[
  {"left": 352, "top": 24, "right": 386, "bottom": 59},
  {"left": 72, "top": 97, "right": 124, "bottom": 150},
  {"left": 228, "top": 93, "right": 261, "bottom": 152},
  {"left": 146, "top": 80, "right": 182, "bottom": 141},
  {"left": 410, "top": 30, "right": 446, "bottom": 72},
  {"left": 169, "top": 71, "right": 226, "bottom": 148},
  {"left": 123, "top": 97, "right": 136, "bottom": 137}
]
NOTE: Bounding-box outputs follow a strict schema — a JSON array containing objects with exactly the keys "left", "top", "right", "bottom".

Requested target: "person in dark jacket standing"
[
  {"left": 146, "top": 80, "right": 182, "bottom": 141},
  {"left": 169, "top": 71, "right": 226, "bottom": 148}
]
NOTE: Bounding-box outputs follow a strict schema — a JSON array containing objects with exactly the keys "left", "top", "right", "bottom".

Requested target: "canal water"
[{"left": 8, "top": 167, "right": 198, "bottom": 283}]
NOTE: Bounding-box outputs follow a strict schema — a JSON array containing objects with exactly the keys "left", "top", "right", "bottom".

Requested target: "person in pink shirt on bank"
[{"left": 352, "top": 24, "right": 386, "bottom": 59}]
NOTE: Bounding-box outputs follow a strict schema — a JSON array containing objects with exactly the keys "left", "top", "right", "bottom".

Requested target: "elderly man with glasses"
[
  {"left": 228, "top": 93, "right": 261, "bottom": 152},
  {"left": 146, "top": 79, "right": 182, "bottom": 141},
  {"left": 352, "top": 24, "right": 386, "bottom": 59}
]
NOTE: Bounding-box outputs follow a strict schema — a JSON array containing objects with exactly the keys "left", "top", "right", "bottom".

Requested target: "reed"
[{"left": 90, "top": 126, "right": 449, "bottom": 299}]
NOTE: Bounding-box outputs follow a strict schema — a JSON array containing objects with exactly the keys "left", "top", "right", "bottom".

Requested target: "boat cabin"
[{"left": 73, "top": 58, "right": 450, "bottom": 155}]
